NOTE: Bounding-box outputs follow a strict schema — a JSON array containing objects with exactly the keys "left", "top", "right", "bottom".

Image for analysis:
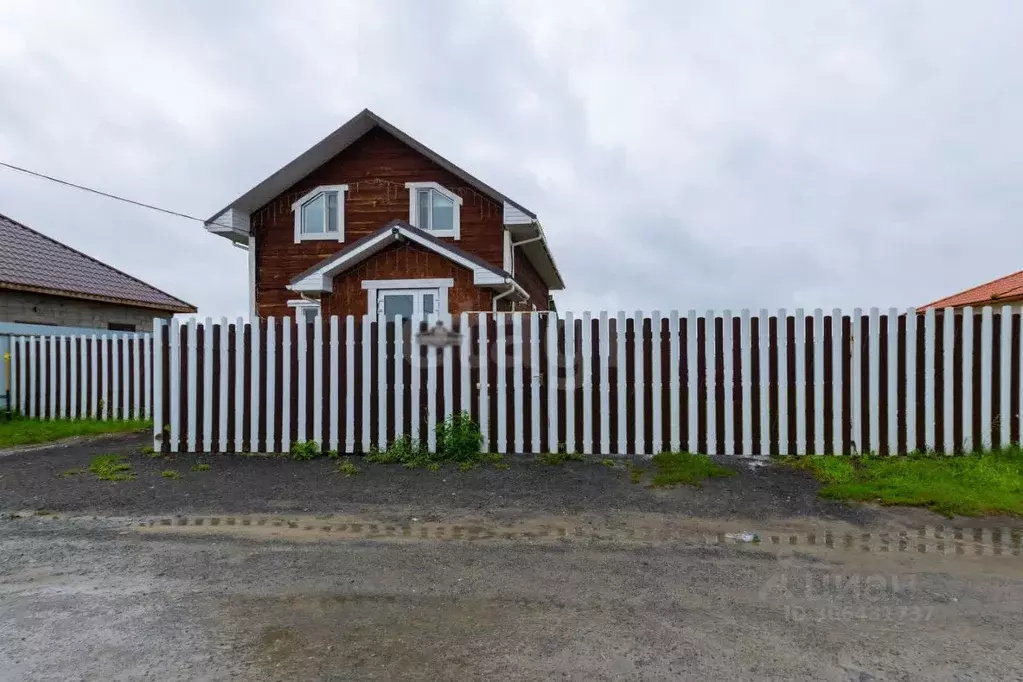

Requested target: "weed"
[
  {"left": 435, "top": 411, "right": 484, "bottom": 462},
  {"left": 600, "top": 457, "right": 616, "bottom": 468},
  {"left": 649, "top": 452, "right": 735, "bottom": 487},
  {"left": 141, "top": 445, "right": 155, "bottom": 455},
  {"left": 326, "top": 449, "right": 339, "bottom": 459},
  {"left": 426, "top": 462, "right": 440, "bottom": 472},
  {"left": 629, "top": 466, "right": 646, "bottom": 484},
  {"left": 493, "top": 462, "right": 510, "bottom": 471},
  {"left": 783, "top": 448, "right": 1023, "bottom": 517},
  {"left": 538, "top": 452, "right": 584, "bottom": 465},
  {"left": 290, "top": 441, "right": 321, "bottom": 461},
  {"left": 190, "top": 463, "right": 212, "bottom": 472},
  {"left": 161, "top": 470, "right": 181, "bottom": 480},
  {"left": 59, "top": 468, "right": 86, "bottom": 478},
  {"left": 88, "top": 454, "right": 136, "bottom": 482},
  {"left": 458, "top": 460, "right": 476, "bottom": 472},
  {"left": 366, "top": 435, "right": 429, "bottom": 465},
  {"left": 334, "top": 458, "right": 360, "bottom": 477}
]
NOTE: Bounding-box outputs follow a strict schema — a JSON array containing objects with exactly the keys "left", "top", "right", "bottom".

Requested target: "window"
[
  {"left": 287, "top": 299, "right": 321, "bottom": 325},
  {"left": 405, "top": 182, "right": 462, "bottom": 239},
  {"left": 362, "top": 278, "right": 453, "bottom": 322},
  {"left": 108, "top": 323, "right": 136, "bottom": 332},
  {"left": 292, "top": 185, "right": 347, "bottom": 243}
]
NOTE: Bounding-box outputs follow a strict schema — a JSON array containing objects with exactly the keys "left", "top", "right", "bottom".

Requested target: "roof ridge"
[
  {"left": 920, "top": 268, "right": 1023, "bottom": 309},
  {"left": 0, "top": 211, "right": 196, "bottom": 312}
]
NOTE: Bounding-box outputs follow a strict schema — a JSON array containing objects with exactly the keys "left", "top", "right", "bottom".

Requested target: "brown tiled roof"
[
  {"left": 920, "top": 269, "right": 1023, "bottom": 309},
  {"left": 0, "top": 212, "right": 196, "bottom": 313}
]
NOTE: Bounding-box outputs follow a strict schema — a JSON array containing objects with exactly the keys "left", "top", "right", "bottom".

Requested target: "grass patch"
[
  {"left": 599, "top": 457, "right": 617, "bottom": 468},
  {"left": 0, "top": 418, "right": 150, "bottom": 449},
  {"left": 628, "top": 466, "right": 646, "bottom": 484},
  {"left": 783, "top": 449, "right": 1023, "bottom": 517},
  {"left": 649, "top": 452, "right": 735, "bottom": 487},
  {"left": 190, "top": 463, "right": 212, "bottom": 472},
  {"left": 334, "top": 458, "right": 360, "bottom": 477},
  {"left": 366, "top": 412, "right": 491, "bottom": 470},
  {"left": 87, "top": 454, "right": 136, "bottom": 482},
  {"left": 289, "top": 441, "right": 322, "bottom": 460},
  {"left": 160, "top": 470, "right": 181, "bottom": 480},
  {"left": 537, "top": 452, "right": 584, "bottom": 466}
]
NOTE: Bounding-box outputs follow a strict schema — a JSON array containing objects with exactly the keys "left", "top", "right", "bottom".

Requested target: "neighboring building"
[
  {"left": 0, "top": 212, "right": 196, "bottom": 331},
  {"left": 203, "top": 109, "right": 564, "bottom": 323},
  {"left": 920, "top": 269, "right": 1023, "bottom": 310}
]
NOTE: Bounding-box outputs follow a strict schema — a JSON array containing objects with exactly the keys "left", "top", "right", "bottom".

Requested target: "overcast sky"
[{"left": 1, "top": 0, "right": 1021, "bottom": 318}]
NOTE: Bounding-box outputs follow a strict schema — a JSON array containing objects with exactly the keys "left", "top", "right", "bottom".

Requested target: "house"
[
  {"left": 920, "top": 269, "right": 1023, "bottom": 310},
  {"left": 203, "top": 109, "right": 565, "bottom": 324},
  {"left": 0, "top": 212, "right": 196, "bottom": 331}
]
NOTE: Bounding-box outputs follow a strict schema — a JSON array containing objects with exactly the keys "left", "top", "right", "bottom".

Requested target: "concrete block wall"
[{"left": 0, "top": 290, "right": 170, "bottom": 332}]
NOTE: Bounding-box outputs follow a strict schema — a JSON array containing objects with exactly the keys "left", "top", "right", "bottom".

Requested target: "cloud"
[{"left": 1, "top": 0, "right": 1021, "bottom": 318}]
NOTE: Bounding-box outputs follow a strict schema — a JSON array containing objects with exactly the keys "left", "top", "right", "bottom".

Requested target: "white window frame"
[
  {"left": 405, "top": 182, "right": 462, "bottom": 240},
  {"left": 287, "top": 299, "right": 321, "bottom": 324},
  {"left": 362, "top": 278, "right": 453, "bottom": 323},
  {"left": 292, "top": 184, "right": 348, "bottom": 244}
]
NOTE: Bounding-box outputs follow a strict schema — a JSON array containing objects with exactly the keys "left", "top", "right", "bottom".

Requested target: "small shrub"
[
  {"left": 290, "top": 441, "right": 321, "bottom": 461},
  {"left": 161, "top": 470, "right": 181, "bottom": 480},
  {"left": 326, "top": 449, "right": 339, "bottom": 459},
  {"left": 335, "top": 459, "right": 360, "bottom": 477},
  {"left": 191, "top": 463, "right": 212, "bottom": 472},
  {"left": 435, "top": 411, "right": 483, "bottom": 462},
  {"left": 88, "top": 454, "right": 135, "bottom": 482},
  {"left": 366, "top": 414, "right": 490, "bottom": 470},
  {"left": 367, "top": 435, "right": 430, "bottom": 467}
]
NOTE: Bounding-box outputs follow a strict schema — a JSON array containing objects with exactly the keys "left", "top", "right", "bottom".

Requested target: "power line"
[{"left": 0, "top": 159, "right": 227, "bottom": 227}]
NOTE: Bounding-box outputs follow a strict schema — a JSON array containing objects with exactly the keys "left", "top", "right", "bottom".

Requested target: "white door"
[{"left": 377, "top": 289, "right": 439, "bottom": 321}]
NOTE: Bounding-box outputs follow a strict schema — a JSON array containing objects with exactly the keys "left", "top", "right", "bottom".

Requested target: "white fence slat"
[
  {"left": 905, "top": 310, "right": 917, "bottom": 451},
  {"left": 9, "top": 338, "right": 17, "bottom": 414},
  {"left": 100, "top": 335, "right": 109, "bottom": 421},
  {"left": 831, "top": 310, "right": 843, "bottom": 455},
  {"left": 740, "top": 310, "right": 752, "bottom": 456},
  {"left": 345, "top": 316, "right": 355, "bottom": 451},
  {"left": 17, "top": 337, "right": 26, "bottom": 415},
  {"left": 57, "top": 336, "right": 66, "bottom": 418},
  {"left": 706, "top": 310, "right": 717, "bottom": 456},
  {"left": 849, "top": 309, "right": 861, "bottom": 453},
  {"left": 459, "top": 313, "right": 470, "bottom": 415},
  {"left": 218, "top": 318, "right": 228, "bottom": 451},
  {"left": 1018, "top": 306, "right": 1023, "bottom": 447},
  {"left": 758, "top": 310, "right": 770, "bottom": 453},
  {"left": 90, "top": 334, "right": 98, "bottom": 419},
  {"left": 377, "top": 315, "right": 386, "bottom": 450},
  {"left": 549, "top": 313, "right": 560, "bottom": 453},
  {"left": 687, "top": 310, "right": 698, "bottom": 453},
  {"left": 266, "top": 318, "right": 277, "bottom": 454},
  {"left": 649, "top": 311, "right": 661, "bottom": 454},
  {"left": 142, "top": 333, "right": 151, "bottom": 420},
  {"left": 962, "top": 307, "right": 974, "bottom": 451},
  {"left": 362, "top": 316, "right": 373, "bottom": 452},
  {"left": 599, "top": 311, "right": 610, "bottom": 454},
  {"left": 944, "top": 308, "right": 955, "bottom": 452},
  {"left": 477, "top": 313, "right": 488, "bottom": 447},
  {"left": 721, "top": 310, "right": 733, "bottom": 455},
  {"left": 777, "top": 309, "right": 788, "bottom": 455},
  {"left": 49, "top": 336, "right": 57, "bottom": 419},
  {"left": 168, "top": 324, "right": 180, "bottom": 450},
  {"left": 251, "top": 319, "right": 262, "bottom": 451},
  {"left": 74, "top": 337, "right": 83, "bottom": 418},
  {"left": 153, "top": 323, "right": 163, "bottom": 450},
  {"left": 297, "top": 317, "right": 308, "bottom": 444},
  {"left": 814, "top": 309, "right": 825, "bottom": 455},
  {"left": 410, "top": 316, "right": 421, "bottom": 443},
  {"left": 669, "top": 311, "right": 680, "bottom": 452},
  {"left": 582, "top": 312, "right": 594, "bottom": 454},
  {"left": 282, "top": 318, "right": 293, "bottom": 452},
  {"left": 565, "top": 311, "right": 576, "bottom": 453},
  {"left": 69, "top": 337, "right": 78, "bottom": 418},
  {"left": 233, "top": 318, "right": 244, "bottom": 452},
  {"left": 28, "top": 337, "right": 37, "bottom": 418},
  {"left": 186, "top": 320, "right": 197, "bottom": 451},
  {"left": 527, "top": 313, "right": 540, "bottom": 453},
  {"left": 888, "top": 309, "right": 899, "bottom": 455},
  {"left": 121, "top": 334, "right": 129, "bottom": 419},
  {"left": 394, "top": 316, "right": 405, "bottom": 442},
  {"left": 793, "top": 308, "right": 805, "bottom": 455},
  {"left": 329, "top": 316, "right": 340, "bottom": 451},
  {"left": 980, "top": 306, "right": 993, "bottom": 450},
  {"left": 314, "top": 316, "right": 324, "bottom": 448},
  {"left": 999, "top": 306, "right": 1012, "bottom": 448},
  {"left": 869, "top": 308, "right": 881, "bottom": 453},
  {"left": 923, "top": 307, "right": 936, "bottom": 451},
  {"left": 616, "top": 311, "right": 627, "bottom": 454},
  {"left": 496, "top": 312, "right": 507, "bottom": 453},
  {"left": 634, "top": 310, "right": 646, "bottom": 454},
  {"left": 443, "top": 314, "right": 454, "bottom": 422},
  {"left": 426, "top": 321, "right": 438, "bottom": 452},
  {"left": 512, "top": 313, "right": 524, "bottom": 453},
  {"left": 201, "top": 322, "right": 212, "bottom": 451}
]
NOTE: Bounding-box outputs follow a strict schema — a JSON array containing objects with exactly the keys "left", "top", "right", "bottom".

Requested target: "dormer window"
[
  {"left": 292, "top": 185, "right": 348, "bottom": 243},
  {"left": 405, "top": 182, "right": 462, "bottom": 239}
]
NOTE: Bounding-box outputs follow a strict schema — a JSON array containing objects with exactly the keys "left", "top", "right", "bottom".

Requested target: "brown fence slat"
[
  {"left": 732, "top": 317, "right": 743, "bottom": 455},
  {"left": 1012, "top": 313, "right": 1021, "bottom": 447},
  {"left": 714, "top": 316, "right": 725, "bottom": 455},
  {"left": 750, "top": 316, "right": 762, "bottom": 455},
  {"left": 591, "top": 317, "right": 601, "bottom": 453},
  {"left": 804, "top": 315, "right": 815, "bottom": 454},
  {"left": 972, "top": 312, "right": 982, "bottom": 451},
  {"left": 768, "top": 316, "right": 779, "bottom": 455},
  {"left": 558, "top": 319, "right": 569, "bottom": 454},
  {"left": 896, "top": 315, "right": 907, "bottom": 455},
  {"left": 822, "top": 316, "right": 833, "bottom": 455},
  {"left": 680, "top": 316, "right": 690, "bottom": 452},
  {"left": 697, "top": 316, "right": 708, "bottom": 454},
  {"left": 624, "top": 316, "right": 636, "bottom": 454},
  {"left": 575, "top": 318, "right": 586, "bottom": 454},
  {"left": 659, "top": 317, "right": 671, "bottom": 454},
  {"left": 786, "top": 315, "right": 797, "bottom": 455},
  {"left": 992, "top": 311, "right": 1002, "bottom": 450},
  {"left": 953, "top": 313, "right": 964, "bottom": 453},
  {"left": 934, "top": 312, "right": 945, "bottom": 453},
  {"left": 877, "top": 314, "right": 888, "bottom": 455}
]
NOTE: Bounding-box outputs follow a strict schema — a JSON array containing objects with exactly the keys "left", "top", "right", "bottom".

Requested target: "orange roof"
[{"left": 920, "top": 269, "right": 1023, "bottom": 309}]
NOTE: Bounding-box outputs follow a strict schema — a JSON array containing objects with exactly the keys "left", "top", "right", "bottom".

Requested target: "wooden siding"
[
  {"left": 253, "top": 128, "right": 514, "bottom": 319},
  {"left": 322, "top": 241, "right": 495, "bottom": 318},
  {"left": 514, "top": 251, "right": 549, "bottom": 310}
]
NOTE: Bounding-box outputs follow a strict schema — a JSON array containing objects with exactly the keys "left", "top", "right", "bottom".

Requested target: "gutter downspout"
[
  {"left": 491, "top": 279, "right": 530, "bottom": 313},
  {"left": 509, "top": 234, "right": 544, "bottom": 277}
]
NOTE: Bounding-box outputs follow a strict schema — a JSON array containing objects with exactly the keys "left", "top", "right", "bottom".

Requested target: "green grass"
[
  {"left": 87, "top": 454, "right": 136, "bottom": 482},
  {"left": 334, "top": 458, "right": 360, "bottom": 477},
  {"left": 783, "top": 449, "right": 1023, "bottom": 517},
  {"left": 190, "top": 463, "right": 212, "bottom": 472},
  {"left": 537, "top": 452, "right": 584, "bottom": 466},
  {"left": 648, "top": 452, "right": 736, "bottom": 487},
  {"left": 160, "top": 470, "right": 181, "bottom": 480},
  {"left": 0, "top": 418, "right": 150, "bottom": 449}
]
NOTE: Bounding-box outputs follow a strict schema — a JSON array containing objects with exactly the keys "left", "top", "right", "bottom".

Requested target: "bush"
[
  {"left": 365, "top": 412, "right": 490, "bottom": 470},
  {"left": 290, "top": 441, "right": 321, "bottom": 461}
]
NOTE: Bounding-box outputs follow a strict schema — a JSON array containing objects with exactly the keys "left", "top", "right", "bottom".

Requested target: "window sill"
[
  {"left": 296, "top": 232, "right": 343, "bottom": 242},
  {"left": 418, "top": 229, "right": 458, "bottom": 239}
]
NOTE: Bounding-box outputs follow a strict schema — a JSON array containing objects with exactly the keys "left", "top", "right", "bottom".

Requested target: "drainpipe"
[
  {"left": 491, "top": 279, "right": 530, "bottom": 313},
  {"left": 509, "top": 234, "right": 544, "bottom": 277}
]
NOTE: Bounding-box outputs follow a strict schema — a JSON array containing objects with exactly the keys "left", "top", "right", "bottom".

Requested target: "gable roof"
[
  {"left": 0, "top": 212, "right": 196, "bottom": 313},
  {"left": 207, "top": 109, "right": 536, "bottom": 223},
  {"left": 920, "top": 269, "right": 1023, "bottom": 309},
  {"left": 289, "top": 220, "right": 513, "bottom": 293}
]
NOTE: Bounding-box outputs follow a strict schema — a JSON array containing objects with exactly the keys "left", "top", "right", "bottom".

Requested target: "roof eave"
[{"left": 0, "top": 281, "right": 196, "bottom": 314}]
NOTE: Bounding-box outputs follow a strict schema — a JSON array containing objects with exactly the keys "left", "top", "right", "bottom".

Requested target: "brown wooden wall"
[
  {"left": 322, "top": 241, "right": 495, "bottom": 317},
  {"left": 514, "top": 250, "right": 550, "bottom": 310},
  {"left": 252, "top": 128, "right": 531, "bottom": 319}
]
